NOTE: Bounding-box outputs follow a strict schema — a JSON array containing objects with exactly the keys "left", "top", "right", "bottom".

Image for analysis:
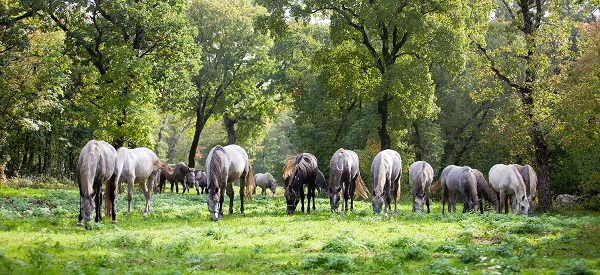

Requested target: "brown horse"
[{"left": 156, "top": 162, "right": 195, "bottom": 194}]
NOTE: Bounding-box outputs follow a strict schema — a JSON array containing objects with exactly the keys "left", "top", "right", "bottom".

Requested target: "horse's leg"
[
  {"left": 226, "top": 182, "right": 235, "bottom": 216},
  {"left": 462, "top": 193, "right": 470, "bottom": 213},
  {"left": 426, "top": 194, "right": 430, "bottom": 214},
  {"left": 94, "top": 183, "right": 102, "bottom": 222},
  {"left": 239, "top": 177, "right": 246, "bottom": 216},
  {"left": 109, "top": 180, "right": 117, "bottom": 223},
  {"left": 301, "top": 187, "right": 306, "bottom": 213},
  {"left": 442, "top": 185, "right": 447, "bottom": 215},
  {"left": 142, "top": 179, "right": 152, "bottom": 216},
  {"left": 392, "top": 180, "right": 400, "bottom": 214},
  {"left": 498, "top": 190, "right": 506, "bottom": 214},
  {"left": 310, "top": 185, "right": 316, "bottom": 211},
  {"left": 218, "top": 184, "right": 225, "bottom": 219}
]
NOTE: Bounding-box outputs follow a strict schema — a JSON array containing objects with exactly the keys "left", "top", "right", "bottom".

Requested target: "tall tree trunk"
[
  {"left": 224, "top": 114, "right": 237, "bottom": 145},
  {"left": 378, "top": 93, "right": 391, "bottom": 150},
  {"left": 188, "top": 108, "right": 209, "bottom": 168},
  {"left": 412, "top": 121, "right": 422, "bottom": 161}
]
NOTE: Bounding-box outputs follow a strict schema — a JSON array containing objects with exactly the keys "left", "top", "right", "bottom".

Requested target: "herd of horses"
[{"left": 77, "top": 140, "right": 537, "bottom": 229}]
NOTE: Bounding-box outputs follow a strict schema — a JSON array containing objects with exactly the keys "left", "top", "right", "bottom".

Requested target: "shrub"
[
  {"left": 459, "top": 247, "right": 481, "bottom": 264},
  {"left": 403, "top": 245, "right": 429, "bottom": 261},
  {"left": 426, "top": 258, "right": 462, "bottom": 275},
  {"left": 322, "top": 235, "right": 365, "bottom": 254},
  {"left": 303, "top": 254, "right": 354, "bottom": 272},
  {"left": 435, "top": 241, "right": 461, "bottom": 254},
  {"left": 556, "top": 259, "right": 596, "bottom": 275}
]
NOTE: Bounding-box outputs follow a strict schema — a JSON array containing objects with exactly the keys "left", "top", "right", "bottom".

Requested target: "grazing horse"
[
  {"left": 205, "top": 145, "right": 255, "bottom": 221},
  {"left": 192, "top": 170, "right": 207, "bottom": 194},
  {"left": 156, "top": 162, "right": 195, "bottom": 194},
  {"left": 489, "top": 164, "right": 529, "bottom": 215},
  {"left": 113, "top": 147, "right": 164, "bottom": 217},
  {"left": 315, "top": 169, "right": 327, "bottom": 197},
  {"left": 328, "top": 148, "right": 369, "bottom": 212},
  {"left": 513, "top": 164, "right": 537, "bottom": 215},
  {"left": 370, "top": 149, "right": 402, "bottom": 216},
  {"left": 409, "top": 161, "right": 434, "bottom": 213},
  {"left": 441, "top": 165, "right": 479, "bottom": 214},
  {"left": 473, "top": 169, "right": 498, "bottom": 214},
  {"left": 76, "top": 140, "right": 117, "bottom": 229},
  {"left": 283, "top": 153, "right": 320, "bottom": 214},
  {"left": 254, "top": 172, "right": 277, "bottom": 196}
]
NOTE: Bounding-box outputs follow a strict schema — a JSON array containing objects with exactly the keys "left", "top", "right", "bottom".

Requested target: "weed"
[
  {"left": 435, "top": 241, "right": 462, "bottom": 254},
  {"left": 164, "top": 238, "right": 191, "bottom": 258},
  {"left": 322, "top": 234, "right": 366, "bottom": 254},
  {"left": 402, "top": 245, "right": 429, "bottom": 261},
  {"left": 112, "top": 232, "right": 152, "bottom": 248},
  {"left": 459, "top": 247, "right": 481, "bottom": 264}
]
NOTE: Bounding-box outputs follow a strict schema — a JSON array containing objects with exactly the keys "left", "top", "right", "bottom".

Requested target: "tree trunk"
[
  {"left": 224, "top": 114, "right": 237, "bottom": 145},
  {"left": 377, "top": 93, "right": 391, "bottom": 150},
  {"left": 531, "top": 122, "right": 552, "bottom": 212},
  {"left": 188, "top": 108, "right": 209, "bottom": 168},
  {"left": 412, "top": 121, "right": 422, "bottom": 161}
]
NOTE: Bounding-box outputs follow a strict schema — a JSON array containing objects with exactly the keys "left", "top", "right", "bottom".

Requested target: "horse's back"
[
  {"left": 116, "top": 147, "right": 159, "bottom": 180},
  {"left": 409, "top": 161, "right": 434, "bottom": 191},
  {"left": 77, "top": 140, "right": 117, "bottom": 183},
  {"left": 489, "top": 164, "right": 523, "bottom": 193},
  {"left": 371, "top": 149, "right": 401, "bottom": 179}
]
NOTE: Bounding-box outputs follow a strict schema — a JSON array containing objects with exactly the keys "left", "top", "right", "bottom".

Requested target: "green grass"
[{"left": 0, "top": 186, "right": 599, "bottom": 274}]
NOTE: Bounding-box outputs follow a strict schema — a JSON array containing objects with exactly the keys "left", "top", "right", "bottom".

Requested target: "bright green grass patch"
[{"left": 0, "top": 186, "right": 599, "bottom": 274}]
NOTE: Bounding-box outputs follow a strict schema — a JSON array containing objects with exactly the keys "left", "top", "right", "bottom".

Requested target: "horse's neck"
[{"left": 511, "top": 172, "right": 527, "bottom": 197}]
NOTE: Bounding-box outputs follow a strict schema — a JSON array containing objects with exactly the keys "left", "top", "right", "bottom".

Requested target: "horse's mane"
[
  {"left": 373, "top": 153, "right": 388, "bottom": 197},
  {"left": 208, "top": 145, "right": 226, "bottom": 189},
  {"left": 413, "top": 162, "right": 426, "bottom": 196},
  {"left": 282, "top": 154, "right": 297, "bottom": 184},
  {"left": 465, "top": 167, "right": 478, "bottom": 200},
  {"left": 79, "top": 141, "right": 104, "bottom": 196},
  {"left": 283, "top": 153, "right": 317, "bottom": 187}
]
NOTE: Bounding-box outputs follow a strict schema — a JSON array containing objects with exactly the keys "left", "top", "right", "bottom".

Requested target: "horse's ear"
[{"left": 521, "top": 195, "right": 526, "bottom": 201}]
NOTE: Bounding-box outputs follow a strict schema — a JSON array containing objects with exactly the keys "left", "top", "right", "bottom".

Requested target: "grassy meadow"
[{"left": 0, "top": 180, "right": 599, "bottom": 274}]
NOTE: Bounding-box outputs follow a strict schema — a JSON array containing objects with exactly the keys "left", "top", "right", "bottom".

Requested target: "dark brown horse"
[
  {"left": 283, "top": 153, "right": 320, "bottom": 214},
  {"left": 473, "top": 169, "right": 498, "bottom": 214},
  {"left": 156, "top": 162, "right": 195, "bottom": 194}
]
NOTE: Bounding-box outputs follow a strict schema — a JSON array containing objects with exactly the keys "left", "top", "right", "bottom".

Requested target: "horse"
[
  {"left": 370, "top": 149, "right": 402, "bottom": 216},
  {"left": 254, "top": 172, "right": 277, "bottom": 196},
  {"left": 328, "top": 148, "right": 369, "bottom": 212},
  {"left": 156, "top": 162, "right": 195, "bottom": 194},
  {"left": 473, "top": 169, "right": 498, "bottom": 214},
  {"left": 440, "top": 165, "right": 479, "bottom": 214},
  {"left": 112, "top": 147, "right": 164, "bottom": 217},
  {"left": 488, "top": 164, "right": 529, "bottom": 215},
  {"left": 192, "top": 170, "right": 207, "bottom": 194},
  {"left": 513, "top": 164, "right": 537, "bottom": 215},
  {"left": 76, "top": 140, "right": 117, "bottom": 229},
  {"left": 205, "top": 144, "right": 255, "bottom": 221},
  {"left": 408, "top": 161, "right": 434, "bottom": 213},
  {"left": 283, "top": 153, "right": 319, "bottom": 214},
  {"left": 316, "top": 169, "right": 327, "bottom": 197}
]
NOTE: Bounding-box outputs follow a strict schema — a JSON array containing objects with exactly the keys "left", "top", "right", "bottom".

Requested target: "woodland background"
[{"left": 1, "top": 0, "right": 599, "bottom": 211}]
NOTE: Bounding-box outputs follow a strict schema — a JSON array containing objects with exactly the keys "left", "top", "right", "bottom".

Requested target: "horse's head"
[
  {"left": 269, "top": 179, "right": 277, "bottom": 195},
  {"left": 527, "top": 196, "right": 535, "bottom": 216},
  {"left": 285, "top": 170, "right": 305, "bottom": 214},
  {"left": 517, "top": 195, "right": 530, "bottom": 215},
  {"left": 328, "top": 185, "right": 342, "bottom": 212},
  {"left": 413, "top": 192, "right": 425, "bottom": 213},
  {"left": 80, "top": 195, "right": 94, "bottom": 229},
  {"left": 206, "top": 176, "right": 221, "bottom": 221},
  {"left": 185, "top": 168, "right": 196, "bottom": 188},
  {"left": 372, "top": 190, "right": 384, "bottom": 215}
]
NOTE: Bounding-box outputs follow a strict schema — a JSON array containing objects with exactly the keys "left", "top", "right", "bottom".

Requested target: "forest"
[{"left": 1, "top": 0, "right": 600, "bottom": 212}]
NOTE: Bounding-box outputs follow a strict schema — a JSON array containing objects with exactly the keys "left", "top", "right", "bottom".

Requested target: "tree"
[
  {"left": 186, "top": 0, "right": 277, "bottom": 167},
  {"left": 258, "top": 0, "right": 477, "bottom": 151},
  {"left": 471, "top": 0, "right": 593, "bottom": 211},
  {"left": 28, "top": 0, "right": 198, "bottom": 149}
]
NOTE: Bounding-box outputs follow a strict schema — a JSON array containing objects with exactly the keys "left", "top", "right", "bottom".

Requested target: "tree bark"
[
  {"left": 378, "top": 93, "right": 391, "bottom": 150},
  {"left": 188, "top": 108, "right": 209, "bottom": 168}
]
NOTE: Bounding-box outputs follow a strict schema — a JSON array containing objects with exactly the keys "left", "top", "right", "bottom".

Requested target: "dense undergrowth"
[{"left": 0, "top": 180, "right": 598, "bottom": 274}]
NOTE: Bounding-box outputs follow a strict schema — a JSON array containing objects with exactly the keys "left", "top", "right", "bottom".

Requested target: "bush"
[
  {"left": 556, "top": 259, "right": 596, "bottom": 275},
  {"left": 304, "top": 254, "right": 354, "bottom": 272},
  {"left": 460, "top": 247, "right": 481, "bottom": 264},
  {"left": 322, "top": 235, "right": 365, "bottom": 254},
  {"left": 426, "top": 258, "right": 462, "bottom": 275},
  {"left": 403, "top": 245, "right": 429, "bottom": 261}
]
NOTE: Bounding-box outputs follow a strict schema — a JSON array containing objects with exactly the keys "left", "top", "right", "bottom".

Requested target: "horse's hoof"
[
  {"left": 111, "top": 220, "right": 117, "bottom": 224},
  {"left": 77, "top": 222, "right": 83, "bottom": 227}
]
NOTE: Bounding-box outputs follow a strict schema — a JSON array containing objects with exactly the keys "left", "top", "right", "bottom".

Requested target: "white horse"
[
  {"left": 254, "top": 172, "right": 277, "bottom": 196},
  {"left": 371, "top": 149, "right": 402, "bottom": 216},
  {"left": 205, "top": 145, "right": 255, "bottom": 221},
  {"left": 409, "top": 161, "right": 434, "bottom": 213},
  {"left": 513, "top": 164, "right": 537, "bottom": 215},
  {"left": 328, "top": 148, "right": 369, "bottom": 212},
  {"left": 112, "top": 147, "right": 163, "bottom": 218},
  {"left": 76, "top": 140, "right": 117, "bottom": 229},
  {"left": 441, "top": 165, "right": 479, "bottom": 214},
  {"left": 489, "top": 164, "right": 529, "bottom": 215}
]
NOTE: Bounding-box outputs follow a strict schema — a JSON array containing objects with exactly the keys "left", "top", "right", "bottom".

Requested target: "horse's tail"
[
  {"left": 467, "top": 169, "right": 478, "bottom": 203},
  {"left": 527, "top": 165, "right": 537, "bottom": 198},
  {"left": 153, "top": 160, "right": 167, "bottom": 170},
  {"left": 245, "top": 163, "right": 255, "bottom": 202},
  {"left": 354, "top": 173, "right": 369, "bottom": 199}
]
